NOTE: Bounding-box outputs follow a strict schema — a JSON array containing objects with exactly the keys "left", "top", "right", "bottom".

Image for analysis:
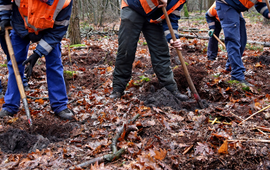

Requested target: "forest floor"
[{"left": 0, "top": 13, "right": 270, "bottom": 170}]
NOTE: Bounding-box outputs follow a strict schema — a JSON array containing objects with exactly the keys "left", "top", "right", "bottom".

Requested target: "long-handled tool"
[
  {"left": 4, "top": 26, "right": 32, "bottom": 127},
  {"left": 162, "top": 7, "right": 205, "bottom": 109},
  {"left": 213, "top": 34, "right": 226, "bottom": 50}
]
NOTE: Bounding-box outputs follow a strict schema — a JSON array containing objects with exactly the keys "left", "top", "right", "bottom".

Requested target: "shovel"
[
  {"left": 4, "top": 26, "right": 32, "bottom": 127},
  {"left": 162, "top": 7, "right": 205, "bottom": 109}
]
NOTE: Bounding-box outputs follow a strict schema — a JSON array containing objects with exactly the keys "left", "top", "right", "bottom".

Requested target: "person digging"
[
  {"left": 110, "top": 0, "right": 189, "bottom": 101},
  {"left": 0, "top": 0, "right": 74, "bottom": 120}
]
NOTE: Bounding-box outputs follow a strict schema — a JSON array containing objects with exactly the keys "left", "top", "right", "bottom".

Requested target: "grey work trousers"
[{"left": 112, "top": 7, "right": 177, "bottom": 93}]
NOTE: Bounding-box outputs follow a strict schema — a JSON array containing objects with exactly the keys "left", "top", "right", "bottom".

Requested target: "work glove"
[
  {"left": 208, "top": 29, "right": 215, "bottom": 37},
  {"left": 0, "top": 19, "right": 10, "bottom": 36},
  {"left": 22, "top": 52, "right": 40, "bottom": 78}
]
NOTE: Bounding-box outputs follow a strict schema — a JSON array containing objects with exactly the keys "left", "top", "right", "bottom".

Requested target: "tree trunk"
[{"left": 69, "top": 0, "right": 81, "bottom": 45}]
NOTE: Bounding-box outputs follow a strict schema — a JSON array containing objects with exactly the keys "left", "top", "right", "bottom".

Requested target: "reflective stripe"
[
  {"left": 24, "top": 17, "right": 43, "bottom": 32},
  {"left": 15, "top": 0, "right": 20, "bottom": 7},
  {"left": 0, "top": 4, "right": 12, "bottom": 11},
  {"left": 260, "top": 6, "right": 268, "bottom": 14},
  {"left": 208, "top": 22, "right": 215, "bottom": 27},
  {"left": 164, "top": 29, "right": 178, "bottom": 37},
  {"left": 207, "top": 10, "right": 214, "bottom": 17},
  {"left": 39, "top": 39, "right": 53, "bottom": 53},
  {"left": 146, "top": 0, "right": 156, "bottom": 10},
  {"left": 53, "top": 0, "right": 67, "bottom": 21},
  {"left": 171, "top": 10, "right": 180, "bottom": 16},
  {"left": 123, "top": 0, "right": 128, "bottom": 5},
  {"left": 55, "top": 20, "right": 70, "bottom": 26}
]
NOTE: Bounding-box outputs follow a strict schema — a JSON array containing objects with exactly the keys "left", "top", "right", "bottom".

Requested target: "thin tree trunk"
[{"left": 69, "top": 0, "right": 81, "bottom": 45}]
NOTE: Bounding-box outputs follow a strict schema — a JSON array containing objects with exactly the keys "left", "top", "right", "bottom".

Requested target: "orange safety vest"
[
  {"left": 207, "top": 2, "right": 219, "bottom": 21},
  {"left": 122, "top": 0, "right": 186, "bottom": 23},
  {"left": 15, "top": 0, "right": 71, "bottom": 34},
  {"left": 239, "top": 0, "right": 262, "bottom": 9}
]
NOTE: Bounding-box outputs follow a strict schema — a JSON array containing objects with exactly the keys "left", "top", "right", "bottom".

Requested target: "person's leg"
[
  {"left": 207, "top": 20, "right": 221, "bottom": 61},
  {"left": 142, "top": 22, "right": 188, "bottom": 100},
  {"left": 142, "top": 22, "right": 177, "bottom": 92},
  {"left": 2, "top": 30, "right": 30, "bottom": 114},
  {"left": 112, "top": 7, "right": 144, "bottom": 93},
  {"left": 239, "top": 15, "right": 247, "bottom": 57},
  {"left": 45, "top": 43, "right": 68, "bottom": 114},
  {"left": 216, "top": 2, "right": 245, "bottom": 81}
]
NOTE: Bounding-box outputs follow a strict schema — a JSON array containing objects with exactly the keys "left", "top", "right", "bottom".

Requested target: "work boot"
[
  {"left": 171, "top": 90, "right": 189, "bottom": 101},
  {"left": 56, "top": 108, "right": 74, "bottom": 120},
  {"left": 109, "top": 91, "right": 124, "bottom": 99},
  {"left": 238, "top": 79, "right": 254, "bottom": 87},
  {"left": 0, "top": 109, "right": 13, "bottom": 118}
]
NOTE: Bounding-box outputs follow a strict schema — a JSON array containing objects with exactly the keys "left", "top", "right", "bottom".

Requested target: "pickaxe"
[
  {"left": 162, "top": 7, "right": 205, "bottom": 109},
  {"left": 4, "top": 26, "right": 32, "bottom": 127}
]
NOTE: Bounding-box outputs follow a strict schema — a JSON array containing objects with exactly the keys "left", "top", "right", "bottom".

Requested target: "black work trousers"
[{"left": 112, "top": 7, "right": 177, "bottom": 93}]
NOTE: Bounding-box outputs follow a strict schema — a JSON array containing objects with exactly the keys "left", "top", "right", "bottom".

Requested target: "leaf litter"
[{"left": 0, "top": 16, "right": 269, "bottom": 169}]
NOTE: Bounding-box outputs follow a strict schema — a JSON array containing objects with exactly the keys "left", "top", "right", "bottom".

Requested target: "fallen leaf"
[{"left": 218, "top": 140, "right": 228, "bottom": 154}]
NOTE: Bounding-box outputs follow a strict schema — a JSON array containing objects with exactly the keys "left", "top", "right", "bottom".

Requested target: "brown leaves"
[
  {"left": 218, "top": 140, "right": 228, "bottom": 154},
  {"left": 153, "top": 148, "right": 167, "bottom": 161},
  {"left": 194, "top": 142, "right": 214, "bottom": 156}
]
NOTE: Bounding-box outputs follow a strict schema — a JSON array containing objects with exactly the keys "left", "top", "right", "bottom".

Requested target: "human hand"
[
  {"left": 158, "top": 0, "right": 167, "bottom": 8},
  {"left": 170, "top": 39, "right": 182, "bottom": 50},
  {"left": 0, "top": 19, "right": 10, "bottom": 36},
  {"left": 22, "top": 52, "right": 40, "bottom": 78},
  {"left": 208, "top": 29, "right": 215, "bottom": 37}
]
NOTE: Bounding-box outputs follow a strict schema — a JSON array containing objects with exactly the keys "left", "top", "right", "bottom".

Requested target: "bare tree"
[{"left": 69, "top": 0, "right": 81, "bottom": 45}]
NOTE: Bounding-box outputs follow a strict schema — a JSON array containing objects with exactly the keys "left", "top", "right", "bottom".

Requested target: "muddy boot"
[
  {"left": 109, "top": 91, "right": 124, "bottom": 99},
  {"left": 0, "top": 109, "right": 13, "bottom": 118},
  {"left": 56, "top": 108, "right": 74, "bottom": 120},
  {"left": 238, "top": 80, "right": 254, "bottom": 87},
  {"left": 171, "top": 90, "right": 189, "bottom": 101}
]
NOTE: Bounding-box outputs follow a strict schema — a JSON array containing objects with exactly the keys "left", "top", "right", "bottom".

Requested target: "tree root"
[{"left": 71, "top": 113, "right": 140, "bottom": 169}]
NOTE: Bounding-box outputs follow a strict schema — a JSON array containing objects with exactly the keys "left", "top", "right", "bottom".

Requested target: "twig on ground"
[
  {"left": 227, "top": 139, "right": 270, "bottom": 143},
  {"left": 27, "top": 96, "right": 49, "bottom": 100},
  {"left": 239, "top": 104, "right": 270, "bottom": 125},
  {"left": 75, "top": 147, "right": 127, "bottom": 169},
  {"left": 183, "top": 144, "right": 193, "bottom": 155},
  {"left": 71, "top": 114, "right": 140, "bottom": 169}
]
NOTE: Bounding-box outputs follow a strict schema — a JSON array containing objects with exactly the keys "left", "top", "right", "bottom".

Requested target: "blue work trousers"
[
  {"left": 207, "top": 20, "right": 222, "bottom": 61},
  {"left": 2, "top": 30, "right": 68, "bottom": 114},
  {"left": 0, "top": 35, "right": 28, "bottom": 93},
  {"left": 216, "top": 2, "right": 247, "bottom": 81}
]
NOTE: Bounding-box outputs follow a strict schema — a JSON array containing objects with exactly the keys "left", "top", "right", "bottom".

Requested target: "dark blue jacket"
[
  {"left": 224, "top": 0, "right": 269, "bottom": 19},
  {"left": 125, "top": 0, "right": 185, "bottom": 42},
  {"left": 0, "top": 0, "right": 72, "bottom": 57}
]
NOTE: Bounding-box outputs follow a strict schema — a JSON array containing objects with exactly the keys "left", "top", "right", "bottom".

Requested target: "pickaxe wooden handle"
[
  {"left": 265, "top": 0, "right": 270, "bottom": 13},
  {"left": 213, "top": 34, "right": 226, "bottom": 50},
  {"left": 162, "top": 7, "right": 205, "bottom": 109},
  {"left": 4, "top": 26, "right": 32, "bottom": 126}
]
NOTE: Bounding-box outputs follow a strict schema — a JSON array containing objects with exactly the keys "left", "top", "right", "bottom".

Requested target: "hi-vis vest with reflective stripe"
[
  {"left": 123, "top": 0, "right": 186, "bottom": 23},
  {"left": 207, "top": 2, "right": 219, "bottom": 21},
  {"left": 233, "top": 0, "right": 262, "bottom": 9},
  {"left": 15, "top": 0, "right": 71, "bottom": 34}
]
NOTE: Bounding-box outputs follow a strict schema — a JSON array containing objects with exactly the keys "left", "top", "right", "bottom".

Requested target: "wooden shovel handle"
[{"left": 162, "top": 7, "right": 204, "bottom": 109}]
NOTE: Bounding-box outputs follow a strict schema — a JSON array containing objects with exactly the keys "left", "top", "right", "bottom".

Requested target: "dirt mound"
[
  {"left": 141, "top": 87, "right": 205, "bottom": 111},
  {"left": 173, "top": 65, "right": 208, "bottom": 94},
  {"left": 258, "top": 51, "right": 270, "bottom": 65},
  {"left": 0, "top": 129, "right": 38, "bottom": 153}
]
